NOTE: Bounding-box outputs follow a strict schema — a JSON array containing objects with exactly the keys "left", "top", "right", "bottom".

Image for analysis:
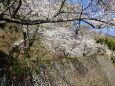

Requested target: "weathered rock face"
[
  {"left": 0, "top": 55, "right": 115, "bottom": 86},
  {"left": 31, "top": 55, "right": 115, "bottom": 86}
]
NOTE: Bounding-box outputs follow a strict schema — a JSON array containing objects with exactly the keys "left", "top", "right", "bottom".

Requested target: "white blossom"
[{"left": 41, "top": 25, "right": 105, "bottom": 57}]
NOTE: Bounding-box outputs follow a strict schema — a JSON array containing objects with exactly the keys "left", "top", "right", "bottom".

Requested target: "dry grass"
[{"left": 0, "top": 22, "right": 53, "bottom": 60}]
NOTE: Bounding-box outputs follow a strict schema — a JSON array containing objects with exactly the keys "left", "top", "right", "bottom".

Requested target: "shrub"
[
  {"left": 111, "top": 56, "right": 115, "bottom": 64},
  {"left": 96, "top": 38, "right": 115, "bottom": 51}
]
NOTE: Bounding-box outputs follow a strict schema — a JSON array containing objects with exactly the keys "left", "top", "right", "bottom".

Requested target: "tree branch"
[
  {"left": 12, "top": 0, "right": 22, "bottom": 17},
  {"left": 53, "top": 0, "right": 66, "bottom": 17},
  {"left": 0, "top": 14, "right": 115, "bottom": 27}
]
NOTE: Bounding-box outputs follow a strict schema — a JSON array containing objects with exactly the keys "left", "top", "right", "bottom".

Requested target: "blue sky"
[
  {"left": 50, "top": 0, "right": 115, "bottom": 36},
  {"left": 67, "top": 0, "right": 115, "bottom": 36}
]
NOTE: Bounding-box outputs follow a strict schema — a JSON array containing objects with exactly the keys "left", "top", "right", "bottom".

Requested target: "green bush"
[
  {"left": 11, "top": 59, "right": 23, "bottom": 77},
  {"left": 96, "top": 38, "right": 115, "bottom": 51},
  {"left": 0, "top": 50, "right": 25, "bottom": 78},
  {"left": 111, "top": 56, "right": 115, "bottom": 64}
]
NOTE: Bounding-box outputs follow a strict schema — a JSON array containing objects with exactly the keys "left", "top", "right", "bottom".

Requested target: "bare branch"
[
  {"left": 53, "top": 0, "right": 66, "bottom": 17},
  {"left": 12, "top": 0, "right": 22, "bottom": 17},
  {"left": 0, "top": 14, "right": 115, "bottom": 27}
]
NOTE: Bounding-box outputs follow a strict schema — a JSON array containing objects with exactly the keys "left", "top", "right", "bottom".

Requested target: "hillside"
[
  {"left": 1, "top": 55, "right": 115, "bottom": 86},
  {"left": 0, "top": 23, "right": 115, "bottom": 86},
  {"left": 0, "top": 0, "right": 115, "bottom": 85}
]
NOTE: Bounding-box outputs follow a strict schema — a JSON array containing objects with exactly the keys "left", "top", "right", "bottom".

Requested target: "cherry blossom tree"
[
  {"left": 0, "top": 0, "right": 114, "bottom": 26},
  {"left": 0, "top": 0, "right": 114, "bottom": 58}
]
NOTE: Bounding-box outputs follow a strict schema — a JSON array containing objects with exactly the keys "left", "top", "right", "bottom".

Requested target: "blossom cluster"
[{"left": 41, "top": 24, "right": 105, "bottom": 57}]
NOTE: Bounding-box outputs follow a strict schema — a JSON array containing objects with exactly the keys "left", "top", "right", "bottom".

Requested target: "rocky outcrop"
[
  {"left": 31, "top": 55, "right": 115, "bottom": 86},
  {"left": 0, "top": 55, "right": 115, "bottom": 86}
]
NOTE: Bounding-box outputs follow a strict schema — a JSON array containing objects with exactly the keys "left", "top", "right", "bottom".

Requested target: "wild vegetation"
[
  {"left": 96, "top": 38, "right": 115, "bottom": 64},
  {"left": 0, "top": 0, "right": 115, "bottom": 85},
  {"left": 96, "top": 38, "right": 115, "bottom": 51}
]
